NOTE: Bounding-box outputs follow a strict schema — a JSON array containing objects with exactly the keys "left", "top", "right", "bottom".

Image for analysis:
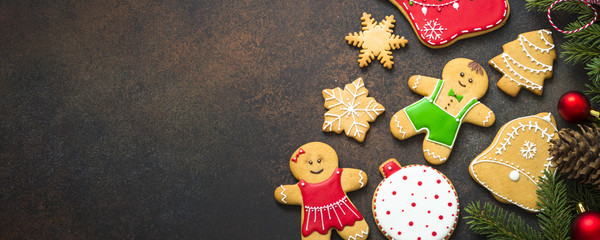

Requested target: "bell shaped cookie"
[{"left": 469, "top": 113, "right": 558, "bottom": 212}]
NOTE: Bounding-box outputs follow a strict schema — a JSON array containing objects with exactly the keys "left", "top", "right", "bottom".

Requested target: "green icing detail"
[
  {"left": 448, "top": 89, "right": 463, "bottom": 102},
  {"left": 404, "top": 80, "right": 479, "bottom": 147}
]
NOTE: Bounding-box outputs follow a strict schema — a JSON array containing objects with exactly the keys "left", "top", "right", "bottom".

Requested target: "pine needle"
[
  {"left": 536, "top": 170, "right": 573, "bottom": 240},
  {"left": 464, "top": 202, "right": 542, "bottom": 240}
]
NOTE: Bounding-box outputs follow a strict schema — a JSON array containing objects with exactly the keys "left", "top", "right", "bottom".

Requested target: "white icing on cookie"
[
  {"left": 373, "top": 165, "right": 459, "bottom": 240},
  {"left": 509, "top": 170, "right": 520, "bottom": 181}
]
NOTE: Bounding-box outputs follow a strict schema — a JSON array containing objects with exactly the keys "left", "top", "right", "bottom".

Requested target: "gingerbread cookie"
[
  {"left": 390, "top": 58, "right": 495, "bottom": 164},
  {"left": 345, "top": 13, "right": 408, "bottom": 69},
  {"left": 469, "top": 113, "right": 558, "bottom": 212},
  {"left": 274, "top": 142, "right": 369, "bottom": 239},
  {"left": 323, "top": 77, "right": 385, "bottom": 142},
  {"left": 489, "top": 29, "right": 556, "bottom": 97},
  {"left": 388, "top": 0, "right": 509, "bottom": 48},
  {"left": 373, "top": 159, "right": 459, "bottom": 240}
]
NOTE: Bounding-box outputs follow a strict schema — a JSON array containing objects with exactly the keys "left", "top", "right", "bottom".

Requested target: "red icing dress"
[{"left": 298, "top": 168, "right": 363, "bottom": 237}]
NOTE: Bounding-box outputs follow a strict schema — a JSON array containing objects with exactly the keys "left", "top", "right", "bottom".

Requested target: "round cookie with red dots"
[{"left": 372, "top": 159, "right": 459, "bottom": 240}]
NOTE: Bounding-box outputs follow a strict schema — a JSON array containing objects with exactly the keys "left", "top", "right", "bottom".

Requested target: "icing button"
[{"left": 509, "top": 170, "right": 520, "bottom": 181}]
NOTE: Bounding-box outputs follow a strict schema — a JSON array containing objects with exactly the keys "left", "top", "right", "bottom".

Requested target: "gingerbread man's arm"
[
  {"left": 274, "top": 184, "right": 302, "bottom": 206},
  {"left": 463, "top": 103, "right": 495, "bottom": 127},
  {"left": 340, "top": 168, "right": 368, "bottom": 192},
  {"left": 408, "top": 75, "right": 439, "bottom": 97}
]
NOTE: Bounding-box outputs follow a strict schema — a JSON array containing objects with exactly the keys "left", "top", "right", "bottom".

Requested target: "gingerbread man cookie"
[
  {"left": 390, "top": 58, "right": 495, "bottom": 164},
  {"left": 469, "top": 113, "right": 558, "bottom": 212},
  {"left": 373, "top": 159, "right": 459, "bottom": 240},
  {"left": 274, "top": 142, "right": 369, "bottom": 240}
]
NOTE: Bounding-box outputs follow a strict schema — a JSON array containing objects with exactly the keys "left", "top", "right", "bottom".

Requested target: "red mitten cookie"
[
  {"left": 373, "top": 159, "right": 459, "bottom": 240},
  {"left": 388, "top": 0, "right": 510, "bottom": 48}
]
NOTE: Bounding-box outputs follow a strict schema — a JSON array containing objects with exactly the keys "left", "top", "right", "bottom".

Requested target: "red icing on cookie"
[{"left": 389, "top": 0, "right": 510, "bottom": 48}]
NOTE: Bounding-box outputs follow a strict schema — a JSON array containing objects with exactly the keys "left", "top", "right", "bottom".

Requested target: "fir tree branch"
[
  {"left": 536, "top": 170, "right": 573, "bottom": 240},
  {"left": 526, "top": 0, "right": 593, "bottom": 14},
  {"left": 585, "top": 57, "right": 600, "bottom": 105},
  {"left": 561, "top": 41, "right": 600, "bottom": 64},
  {"left": 465, "top": 202, "right": 542, "bottom": 240},
  {"left": 568, "top": 181, "right": 600, "bottom": 211}
]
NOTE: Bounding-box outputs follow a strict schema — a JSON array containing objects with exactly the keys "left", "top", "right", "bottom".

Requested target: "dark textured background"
[{"left": 0, "top": 0, "right": 589, "bottom": 239}]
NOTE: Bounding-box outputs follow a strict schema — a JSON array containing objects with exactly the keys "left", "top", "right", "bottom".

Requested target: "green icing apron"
[{"left": 404, "top": 80, "right": 479, "bottom": 147}]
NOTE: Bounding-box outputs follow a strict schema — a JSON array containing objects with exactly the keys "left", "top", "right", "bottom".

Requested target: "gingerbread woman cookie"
[
  {"left": 390, "top": 58, "right": 495, "bottom": 164},
  {"left": 469, "top": 113, "right": 558, "bottom": 212},
  {"left": 373, "top": 159, "right": 459, "bottom": 240},
  {"left": 274, "top": 142, "right": 369, "bottom": 240}
]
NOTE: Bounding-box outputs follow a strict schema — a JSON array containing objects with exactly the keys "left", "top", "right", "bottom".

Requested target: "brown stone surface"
[{"left": 0, "top": 0, "right": 589, "bottom": 239}]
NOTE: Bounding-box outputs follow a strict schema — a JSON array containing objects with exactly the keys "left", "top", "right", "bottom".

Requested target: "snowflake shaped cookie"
[
  {"left": 345, "top": 12, "right": 408, "bottom": 69},
  {"left": 322, "top": 78, "right": 385, "bottom": 142}
]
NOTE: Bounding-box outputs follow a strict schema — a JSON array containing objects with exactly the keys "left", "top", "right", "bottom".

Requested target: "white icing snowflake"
[
  {"left": 520, "top": 141, "right": 537, "bottom": 159},
  {"left": 322, "top": 78, "right": 385, "bottom": 142},
  {"left": 422, "top": 19, "right": 446, "bottom": 41}
]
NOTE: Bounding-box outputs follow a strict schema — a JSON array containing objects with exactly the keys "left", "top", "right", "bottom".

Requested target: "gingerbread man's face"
[
  {"left": 289, "top": 142, "right": 339, "bottom": 183},
  {"left": 441, "top": 58, "right": 489, "bottom": 100}
]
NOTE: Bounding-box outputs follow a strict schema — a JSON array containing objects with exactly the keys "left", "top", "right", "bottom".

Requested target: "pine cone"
[{"left": 549, "top": 124, "right": 600, "bottom": 186}]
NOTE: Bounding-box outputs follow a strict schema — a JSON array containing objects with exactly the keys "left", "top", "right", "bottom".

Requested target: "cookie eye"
[
  {"left": 309, "top": 160, "right": 313, "bottom": 164},
  {"left": 460, "top": 72, "right": 464, "bottom": 77},
  {"left": 317, "top": 159, "right": 321, "bottom": 163},
  {"left": 468, "top": 78, "right": 473, "bottom": 83}
]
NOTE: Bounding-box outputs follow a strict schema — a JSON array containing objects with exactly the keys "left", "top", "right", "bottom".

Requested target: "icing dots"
[{"left": 373, "top": 164, "right": 459, "bottom": 240}]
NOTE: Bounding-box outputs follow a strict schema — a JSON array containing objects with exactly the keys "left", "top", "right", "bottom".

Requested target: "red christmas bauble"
[
  {"left": 558, "top": 91, "right": 590, "bottom": 123},
  {"left": 571, "top": 211, "right": 600, "bottom": 240}
]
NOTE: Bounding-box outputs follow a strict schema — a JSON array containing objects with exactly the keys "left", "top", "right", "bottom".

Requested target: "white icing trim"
[
  {"left": 393, "top": 115, "right": 407, "bottom": 138},
  {"left": 347, "top": 226, "right": 369, "bottom": 240},
  {"left": 483, "top": 111, "right": 493, "bottom": 127},
  {"left": 323, "top": 79, "right": 384, "bottom": 139},
  {"left": 490, "top": 60, "right": 542, "bottom": 91},
  {"left": 372, "top": 165, "right": 459, "bottom": 240},
  {"left": 304, "top": 196, "right": 361, "bottom": 232},
  {"left": 538, "top": 30, "right": 554, "bottom": 47},
  {"left": 410, "top": 0, "right": 459, "bottom": 7},
  {"left": 280, "top": 185, "right": 287, "bottom": 203},
  {"left": 519, "top": 35, "right": 553, "bottom": 68},
  {"left": 403, "top": 80, "right": 481, "bottom": 148},
  {"left": 424, "top": 149, "right": 447, "bottom": 163},
  {"left": 500, "top": 55, "right": 545, "bottom": 90},
  {"left": 412, "top": 75, "right": 421, "bottom": 90},
  {"left": 501, "top": 53, "right": 552, "bottom": 74},
  {"left": 358, "top": 170, "right": 365, "bottom": 188},
  {"left": 469, "top": 114, "right": 558, "bottom": 212}
]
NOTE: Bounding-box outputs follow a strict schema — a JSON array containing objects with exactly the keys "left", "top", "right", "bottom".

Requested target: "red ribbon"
[{"left": 548, "top": 0, "right": 599, "bottom": 34}]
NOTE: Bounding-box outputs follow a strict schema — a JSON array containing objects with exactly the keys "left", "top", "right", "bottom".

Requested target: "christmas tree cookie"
[
  {"left": 372, "top": 159, "right": 459, "bottom": 240},
  {"left": 489, "top": 29, "right": 556, "bottom": 96},
  {"left": 469, "top": 113, "right": 558, "bottom": 212},
  {"left": 274, "top": 142, "right": 369, "bottom": 239},
  {"left": 390, "top": 58, "right": 495, "bottom": 164},
  {"left": 345, "top": 13, "right": 408, "bottom": 69},
  {"left": 322, "top": 78, "right": 385, "bottom": 142},
  {"left": 387, "top": 0, "right": 509, "bottom": 48}
]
